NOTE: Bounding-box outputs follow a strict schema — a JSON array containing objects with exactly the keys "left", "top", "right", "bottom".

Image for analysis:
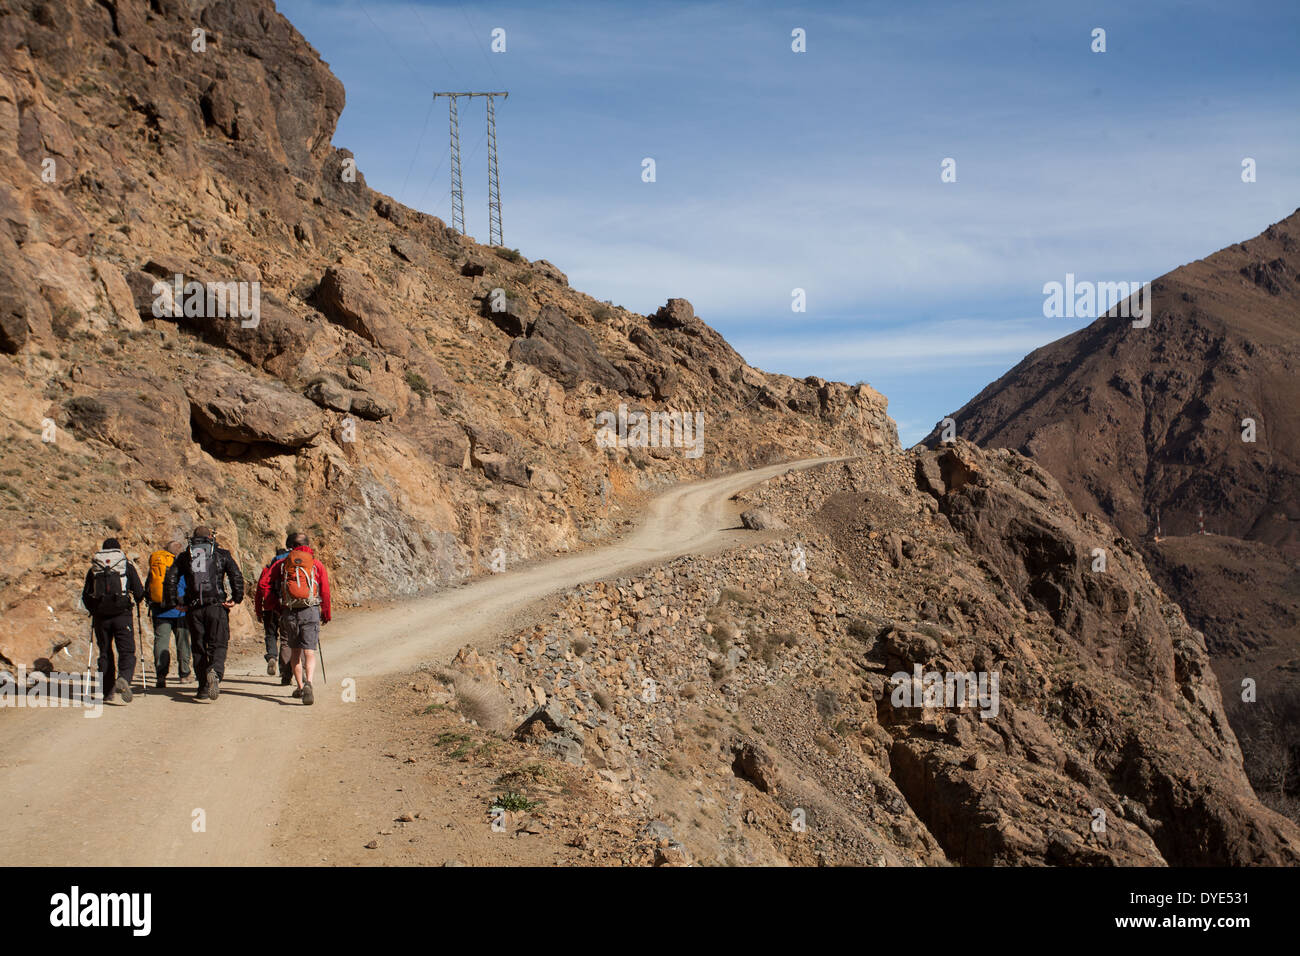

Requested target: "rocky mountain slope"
[
  {"left": 433, "top": 446, "right": 1300, "bottom": 865},
  {"left": 0, "top": 0, "right": 892, "bottom": 669},
  {"left": 924, "top": 211, "right": 1300, "bottom": 817}
]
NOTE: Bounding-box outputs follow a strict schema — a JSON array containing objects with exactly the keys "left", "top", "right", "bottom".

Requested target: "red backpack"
[{"left": 279, "top": 548, "right": 320, "bottom": 609}]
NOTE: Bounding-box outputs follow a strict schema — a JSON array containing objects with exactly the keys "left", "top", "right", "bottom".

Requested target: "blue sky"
[{"left": 279, "top": 0, "right": 1300, "bottom": 444}]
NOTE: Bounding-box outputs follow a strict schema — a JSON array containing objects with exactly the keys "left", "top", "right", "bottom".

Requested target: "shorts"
[{"left": 280, "top": 605, "right": 322, "bottom": 650}]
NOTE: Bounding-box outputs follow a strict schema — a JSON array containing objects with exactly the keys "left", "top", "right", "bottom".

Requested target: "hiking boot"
[
  {"left": 195, "top": 683, "right": 208, "bottom": 700},
  {"left": 114, "top": 677, "right": 133, "bottom": 704},
  {"left": 280, "top": 674, "right": 292, "bottom": 686},
  {"left": 179, "top": 672, "right": 192, "bottom": 682},
  {"left": 206, "top": 669, "right": 220, "bottom": 701},
  {"left": 156, "top": 674, "right": 167, "bottom": 689},
  {"left": 301, "top": 681, "right": 314, "bottom": 706},
  {"left": 266, "top": 657, "right": 277, "bottom": 676},
  {"left": 291, "top": 686, "right": 303, "bottom": 699}
]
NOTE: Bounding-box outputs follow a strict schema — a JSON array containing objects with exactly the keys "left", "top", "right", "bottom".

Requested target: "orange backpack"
[
  {"left": 279, "top": 548, "right": 320, "bottom": 609},
  {"left": 147, "top": 549, "right": 174, "bottom": 604}
]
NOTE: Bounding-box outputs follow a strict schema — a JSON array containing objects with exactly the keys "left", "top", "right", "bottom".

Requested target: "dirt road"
[{"left": 0, "top": 457, "right": 837, "bottom": 865}]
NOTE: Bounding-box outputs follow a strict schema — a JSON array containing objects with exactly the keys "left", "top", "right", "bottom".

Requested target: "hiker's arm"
[
  {"left": 319, "top": 564, "right": 332, "bottom": 624},
  {"left": 81, "top": 569, "right": 95, "bottom": 615},
  {"left": 127, "top": 563, "right": 145, "bottom": 605},
  {"left": 226, "top": 552, "right": 245, "bottom": 604},
  {"left": 255, "top": 566, "right": 273, "bottom": 619}
]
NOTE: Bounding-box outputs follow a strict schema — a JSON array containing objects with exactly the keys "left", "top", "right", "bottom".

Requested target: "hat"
[{"left": 102, "top": 537, "right": 121, "bottom": 550}]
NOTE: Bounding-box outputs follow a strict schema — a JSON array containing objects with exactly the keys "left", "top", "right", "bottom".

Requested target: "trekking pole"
[
  {"left": 136, "top": 602, "right": 148, "bottom": 697},
  {"left": 317, "top": 635, "right": 327, "bottom": 685}
]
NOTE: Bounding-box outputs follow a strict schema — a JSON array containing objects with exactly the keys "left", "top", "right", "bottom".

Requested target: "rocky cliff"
[
  {"left": 0, "top": 0, "right": 894, "bottom": 669},
  {"left": 924, "top": 210, "right": 1300, "bottom": 818}
]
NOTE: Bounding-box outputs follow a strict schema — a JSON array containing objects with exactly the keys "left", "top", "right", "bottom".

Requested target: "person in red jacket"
[{"left": 267, "top": 532, "right": 331, "bottom": 705}]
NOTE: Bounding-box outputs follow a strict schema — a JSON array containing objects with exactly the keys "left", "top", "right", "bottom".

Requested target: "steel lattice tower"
[
  {"left": 444, "top": 94, "right": 465, "bottom": 235},
  {"left": 486, "top": 94, "right": 504, "bottom": 247},
  {"left": 433, "top": 91, "right": 508, "bottom": 244}
]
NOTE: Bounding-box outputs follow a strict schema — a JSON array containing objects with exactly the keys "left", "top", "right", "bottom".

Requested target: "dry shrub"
[{"left": 453, "top": 676, "right": 513, "bottom": 733}]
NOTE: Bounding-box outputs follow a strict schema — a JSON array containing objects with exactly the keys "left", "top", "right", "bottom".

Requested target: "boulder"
[
  {"left": 731, "top": 738, "right": 780, "bottom": 792},
  {"left": 476, "top": 451, "right": 529, "bottom": 488},
  {"left": 304, "top": 377, "right": 353, "bottom": 413},
  {"left": 740, "top": 508, "right": 787, "bottom": 531},
  {"left": 650, "top": 297, "right": 699, "bottom": 331},
  {"left": 480, "top": 287, "right": 532, "bottom": 336},
  {"left": 313, "top": 266, "right": 408, "bottom": 352},
  {"left": 184, "top": 363, "right": 326, "bottom": 449},
  {"left": 508, "top": 305, "right": 627, "bottom": 391},
  {"left": 532, "top": 259, "right": 568, "bottom": 285}
]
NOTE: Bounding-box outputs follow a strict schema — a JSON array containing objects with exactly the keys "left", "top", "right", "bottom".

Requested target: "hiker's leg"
[
  {"left": 263, "top": 617, "right": 277, "bottom": 661},
  {"left": 188, "top": 610, "right": 209, "bottom": 685},
  {"left": 211, "top": 607, "right": 231, "bottom": 681},
  {"left": 153, "top": 618, "right": 172, "bottom": 678},
  {"left": 301, "top": 609, "right": 321, "bottom": 684},
  {"left": 278, "top": 626, "right": 291, "bottom": 679},
  {"left": 114, "top": 612, "right": 137, "bottom": 685},
  {"left": 290, "top": 647, "right": 304, "bottom": 689},
  {"left": 176, "top": 622, "right": 192, "bottom": 678},
  {"left": 94, "top": 618, "right": 116, "bottom": 695}
]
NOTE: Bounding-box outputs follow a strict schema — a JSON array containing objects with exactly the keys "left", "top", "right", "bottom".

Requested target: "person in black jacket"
[
  {"left": 81, "top": 537, "right": 145, "bottom": 704},
  {"left": 163, "top": 526, "right": 245, "bottom": 702}
]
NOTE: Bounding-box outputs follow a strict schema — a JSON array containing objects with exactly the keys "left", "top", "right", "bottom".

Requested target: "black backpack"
[
  {"left": 187, "top": 539, "right": 219, "bottom": 605},
  {"left": 90, "top": 549, "right": 131, "bottom": 614}
]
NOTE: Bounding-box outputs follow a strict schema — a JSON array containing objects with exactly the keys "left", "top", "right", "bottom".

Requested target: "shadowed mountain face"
[
  {"left": 0, "top": 0, "right": 895, "bottom": 669},
  {"left": 926, "top": 210, "right": 1300, "bottom": 816}
]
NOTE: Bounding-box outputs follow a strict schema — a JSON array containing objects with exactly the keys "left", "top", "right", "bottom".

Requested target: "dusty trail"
[{"left": 0, "top": 457, "right": 838, "bottom": 866}]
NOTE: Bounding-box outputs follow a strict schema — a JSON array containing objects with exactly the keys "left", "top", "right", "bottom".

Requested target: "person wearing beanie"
[
  {"left": 162, "top": 526, "right": 245, "bottom": 702},
  {"left": 82, "top": 536, "right": 145, "bottom": 704}
]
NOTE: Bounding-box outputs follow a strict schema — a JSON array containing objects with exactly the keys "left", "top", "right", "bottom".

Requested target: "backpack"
[
  {"left": 279, "top": 548, "right": 320, "bottom": 610},
  {"left": 147, "top": 549, "right": 174, "bottom": 604},
  {"left": 188, "top": 539, "right": 218, "bottom": 605},
  {"left": 90, "top": 549, "right": 130, "bottom": 614}
]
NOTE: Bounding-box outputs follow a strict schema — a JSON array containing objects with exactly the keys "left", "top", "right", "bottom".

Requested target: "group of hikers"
[{"left": 80, "top": 527, "right": 332, "bottom": 706}]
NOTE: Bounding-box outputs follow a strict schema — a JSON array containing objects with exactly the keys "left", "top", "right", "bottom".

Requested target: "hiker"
[
  {"left": 146, "top": 539, "right": 192, "bottom": 689},
  {"left": 81, "top": 537, "right": 145, "bottom": 704},
  {"left": 267, "top": 532, "right": 331, "bottom": 705},
  {"left": 254, "top": 541, "right": 292, "bottom": 684},
  {"left": 162, "top": 526, "right": 244, "bottom": 702}
]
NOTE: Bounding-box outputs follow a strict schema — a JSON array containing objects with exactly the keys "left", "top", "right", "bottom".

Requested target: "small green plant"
[
  {"left": 493, "top": 246, "right": 523, "bottom": 263},
  {"left": 591, "top": 303, "right": 614, "bottom": 322},
  {"left": 348, "top": 355, "right": 371, "bottom": 370},
  {"left": 490, "top": 791, "right": 540, "bottom": 813},
  {"left": 405, "top": 370, "right": 430, "bottom": 397}
]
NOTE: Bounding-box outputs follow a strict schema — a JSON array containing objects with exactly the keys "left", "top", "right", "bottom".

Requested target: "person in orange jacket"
[{"left": 267, "top": 532, "right": 332, "bottom": 705}]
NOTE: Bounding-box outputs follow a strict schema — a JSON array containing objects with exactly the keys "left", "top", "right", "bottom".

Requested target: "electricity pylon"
[{"left": 433, "top": 91, "right": 508, "bottom": 245}]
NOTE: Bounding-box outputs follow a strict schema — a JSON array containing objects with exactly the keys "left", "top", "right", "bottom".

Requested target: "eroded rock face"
[{"left": 928, "top": 209, "right": 1300, "bottom": 822}]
